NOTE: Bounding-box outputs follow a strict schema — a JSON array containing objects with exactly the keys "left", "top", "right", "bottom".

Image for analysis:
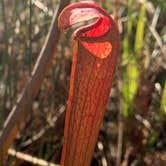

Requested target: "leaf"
[
  {"left": 122, "top": 0, "right": 139, "bottom": 117},
  {"left": 134, "top": 1, "right": 146, "bottom": 53},
  {"left": 160, "top": 82, "right": 166, "bottom": 117},
  {"left": 58, "top": 1, "right": 120, "bottom": 166},
  {"left": 123, "top": 59, "right": 138, "bottom": 117}
]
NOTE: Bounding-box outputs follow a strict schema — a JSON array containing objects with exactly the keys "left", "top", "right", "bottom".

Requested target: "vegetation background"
[{"left": 0, "top": 0, "right": 165, "bottom": 165}]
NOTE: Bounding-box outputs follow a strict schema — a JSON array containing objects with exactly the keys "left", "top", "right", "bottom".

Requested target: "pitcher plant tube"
[{"left": 58, "top": 1, "right": 120, "bottom": 166}]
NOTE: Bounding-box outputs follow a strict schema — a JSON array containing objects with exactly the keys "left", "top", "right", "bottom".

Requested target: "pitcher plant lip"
[
  {"left": 58, "top": 1, "right": 114, "bottom": 59},
  {"left": 58, "top": 1, "right": 112, "bottom": 39}
]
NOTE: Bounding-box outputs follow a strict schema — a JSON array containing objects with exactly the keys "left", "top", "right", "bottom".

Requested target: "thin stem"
[
  {"left": 116, "top": 77, "right": 124, "bottom": 166},
  {"left": 114, "top": 0, "right": 119, "bottom": 21},
  {"left": 1, "top": 0, "right": 11, "bottom": 120},
  {"left": 29, "top": 0, "right": 32, "bottom": 73},
  {"left": 8, "top": 148, "right": 59, "bottom": 166},
  {"left": 116, "top": 3, "right": 123, "bottom": 159}
]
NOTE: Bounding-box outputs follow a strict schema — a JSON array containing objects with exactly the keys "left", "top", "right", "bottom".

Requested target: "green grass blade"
[
  {"left": 160, "top": 82, "right": 166, "bottom": 116},
  {"left": 134, "top": 1, "right": 146, "bottom": 53}
]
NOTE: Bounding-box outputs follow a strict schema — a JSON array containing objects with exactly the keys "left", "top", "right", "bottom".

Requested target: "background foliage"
[{"left": 0, "top": 0, "right": 166, "bottom": 165}]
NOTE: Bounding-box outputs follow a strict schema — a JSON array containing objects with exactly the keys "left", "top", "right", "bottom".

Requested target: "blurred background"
[{"left": 0, "top": 0, "right": 166, "bottom": 165}]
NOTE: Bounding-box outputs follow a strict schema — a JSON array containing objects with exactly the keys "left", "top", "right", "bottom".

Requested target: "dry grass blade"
[
  {"left": 8, "top": 148, "right": 59, "bottom": 166},
  {"left": 0, "top": 0, "right": 71, "bottom": 161}
]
